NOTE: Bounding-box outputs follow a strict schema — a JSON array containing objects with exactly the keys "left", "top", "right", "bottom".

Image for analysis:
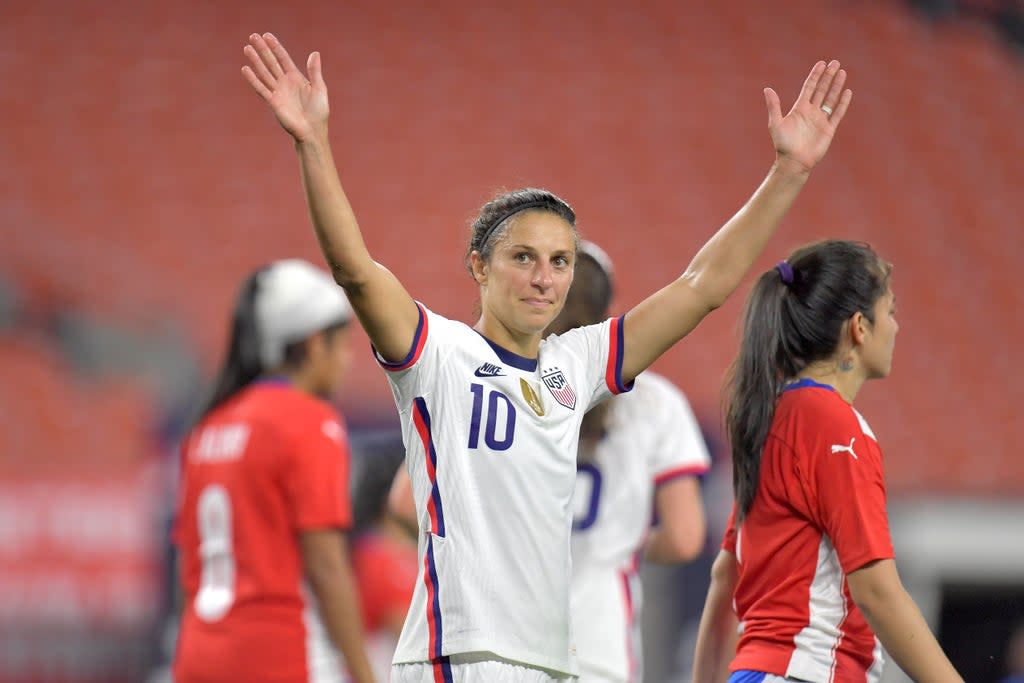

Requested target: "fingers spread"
[
  {"left": 830, "top": 88, "right": 853, "bottom": 128},
  {"left": 249, "top": 32, "right": 284, "bottom": 78},
  {"left": 265, "top": 32, "right": 299, "bottom": 74},
  {"left": 308, "top": 51, "right": 325, "bottom": 89},
  {"left": 796, "top": 61, "right": 827, "bottom": 107},
  {"left": 811, "top": 60, "right": 840, "bottom": 106},
  {"left": 243, "top": 44, "right": 277, "bottom": 91},
  {"left": 241, "top": 66, "right": 272, "bottom": 101},
  {"left": 821, "top": 68, "right": 847, "bottom": 114},
  {"left": 764, "top": 87, "right": 782, "bottom": 129}
]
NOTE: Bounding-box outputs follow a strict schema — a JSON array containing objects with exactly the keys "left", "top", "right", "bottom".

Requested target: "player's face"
[
  {"left": 862, "top": 289, "right": 899, "bottom": 379},
  {"left": 480, "top": 213, "right": 576, "bottom": 337}
]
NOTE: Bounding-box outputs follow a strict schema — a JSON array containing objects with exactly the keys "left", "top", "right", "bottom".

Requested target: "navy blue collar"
[
  {"left": 783, "top": 378, "right": 835, "bottom": 393},
  {"left": 475, "top": 331, "right": 538, "bottom": 371}
]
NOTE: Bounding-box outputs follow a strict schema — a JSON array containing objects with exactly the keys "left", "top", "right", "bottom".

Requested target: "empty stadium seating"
[{"left": 1, "top": 0, "right": 1020, "bottom": 493}]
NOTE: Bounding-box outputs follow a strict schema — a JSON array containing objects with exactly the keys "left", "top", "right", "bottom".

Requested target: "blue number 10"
[{"left": 468, "top": 383, "right": 516, "bottom": 451}]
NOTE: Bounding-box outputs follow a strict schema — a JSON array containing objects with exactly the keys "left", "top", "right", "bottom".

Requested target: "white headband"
[{"left": 254, "top": 259, "right": 353, "bottom": 368}]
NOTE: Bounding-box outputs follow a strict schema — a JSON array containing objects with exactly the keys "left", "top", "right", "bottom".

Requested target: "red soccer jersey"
[
  {"left": 172, "top": 380, "right": 352, "bottom": 683},
  {"left": 351, "top": 530, "right": 418, "bottom": 633},
  {"left": 722, "top": 380, "right": 895, "bottom": 683}
]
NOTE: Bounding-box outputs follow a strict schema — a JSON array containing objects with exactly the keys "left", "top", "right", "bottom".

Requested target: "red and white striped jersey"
[{"left": 722, "top": 380, "right": 894, "bottom": 683}]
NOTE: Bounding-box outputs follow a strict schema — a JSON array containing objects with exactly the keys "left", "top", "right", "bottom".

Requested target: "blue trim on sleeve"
[
  {"left": 375, "top": 303, "right": 426, "bottom": 369},
  {"left": 613, "top": 315, "right": 634, "bottom": 394}
]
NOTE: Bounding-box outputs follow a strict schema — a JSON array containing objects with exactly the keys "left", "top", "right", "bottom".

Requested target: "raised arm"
[
  {"left": 242, "top": 33, "right": 419, "bottom": 362},
  {"left": 621, "top": 60, "right": 852, "bottom": 382}
]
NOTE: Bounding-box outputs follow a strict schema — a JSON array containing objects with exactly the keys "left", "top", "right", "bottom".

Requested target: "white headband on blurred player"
[
  {"left": 254, "top": 258, "right": 353, "bottom": 368},
  {"left": 578, "top": 240, "right": 614, "bottom": 283}
]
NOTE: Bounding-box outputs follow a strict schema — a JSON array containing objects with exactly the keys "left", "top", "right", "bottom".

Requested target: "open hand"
[
  {"left": 765, "top": 60, "right": 852, "bottom": 174},
  {"left": 242, "top": 32, "right": 328, "bottom": 142}
]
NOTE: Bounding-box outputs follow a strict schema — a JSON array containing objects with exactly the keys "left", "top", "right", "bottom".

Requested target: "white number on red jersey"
[{"left": 195, "top": 484, "right": 235, "bottom": 622}]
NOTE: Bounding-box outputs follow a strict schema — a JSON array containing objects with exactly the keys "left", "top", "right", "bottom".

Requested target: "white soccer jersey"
[
  {"left": 570, "top": 372, "right": 710, "bottom": 682},
  {"left": 380, "top": 303, "right": 632, "bottom": 677}
]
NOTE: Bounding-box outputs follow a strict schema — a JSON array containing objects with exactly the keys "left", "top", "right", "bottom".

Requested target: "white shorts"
[{"left": 392, "top": 652, "right": 576, "bottom": 683}]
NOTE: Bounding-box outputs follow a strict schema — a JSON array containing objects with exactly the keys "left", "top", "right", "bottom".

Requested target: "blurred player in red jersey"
[
  {"left": 350, "top": 445, "right": 419, "bottom": 681},
  {"left": 692, "top": 242, "right": 961, "bottom": 683},
  {"left": 173, "top": 259, "right": 376, "bottom": 683}
]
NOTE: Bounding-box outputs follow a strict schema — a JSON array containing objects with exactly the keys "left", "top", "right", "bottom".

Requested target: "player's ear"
[
  {"left": 848, "top": 311, "right": 869, "bottom": 347},
  {"left": 469, "top": 250, "right": 488, "bottom": 286}
]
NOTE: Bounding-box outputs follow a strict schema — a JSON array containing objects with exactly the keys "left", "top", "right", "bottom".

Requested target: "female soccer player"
[
  {"left": 173, "top": 259, "right": 376, "bottom": 683},
  {"left": 241, "top": 32, "right": 851, "bottom": 683},
  {"left": 691, "top": 242, "right": 962, "bottom": 683},
  {"left": 549, "top": 241, "right": 711, "bottom": 683}
]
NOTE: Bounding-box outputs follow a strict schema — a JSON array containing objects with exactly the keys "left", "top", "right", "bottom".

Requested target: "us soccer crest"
[{"left": 542, "top": 367, "right": 576, "bottom": 410}]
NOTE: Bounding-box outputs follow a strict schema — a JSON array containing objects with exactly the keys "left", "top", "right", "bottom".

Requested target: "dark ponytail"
[
  {"left": 194, "top": 269, "right": 267, "bottom": 424},
  {"left": 726, "top": 241, "right": 891, "bottom": 521}
]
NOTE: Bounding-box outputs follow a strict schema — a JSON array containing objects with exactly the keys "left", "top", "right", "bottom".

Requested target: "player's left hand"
[{"left": 765, "top": 60, "right": 852, "bottom": 174}]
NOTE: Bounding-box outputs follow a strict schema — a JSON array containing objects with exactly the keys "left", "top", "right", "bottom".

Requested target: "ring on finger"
[{"left": 821, "top": 105, "right": 834, "bottom": 116}]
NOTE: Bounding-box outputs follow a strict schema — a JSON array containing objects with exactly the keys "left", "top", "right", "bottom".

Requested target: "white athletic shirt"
[
  {"left": 380, "top": 303, "right": 632, "bottom": 676},
  {"left": 570, "top": 372, "right": 710, "bottom": 682}
]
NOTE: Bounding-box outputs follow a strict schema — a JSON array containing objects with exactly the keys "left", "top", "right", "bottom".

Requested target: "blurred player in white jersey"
[
  {"left": 242, "top": 31, "right": 852, "bottom": 683},
  {"left": 546, "top": 242, "right": 710, "bottom": 683}
]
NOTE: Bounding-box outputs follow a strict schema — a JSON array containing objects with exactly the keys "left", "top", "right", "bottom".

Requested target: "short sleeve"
[
  {"left": 549, "top": 315, "right": 633, "bottom": 412},
  {"left": 642, "top": 374, "right": 712, "bottom": 486},
  {"left": 807, "top": 424, "right": 894, "bottom": 574},
  {"left": 722, "top": 504, "right": 738, "bottom": 554},
  {"left": 373, "top": 303, "right": 455, "bottom": 407},
  {"left": 283, "top": 408, "right": 353, "bottom": 531}
]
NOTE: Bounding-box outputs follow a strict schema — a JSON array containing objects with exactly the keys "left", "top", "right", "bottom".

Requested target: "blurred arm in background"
[
  {"left": 300, "top": 530, "right": 377, "bottom": 683},
  {"left": 644, "top": 476, "right": 705, "bottom": 564},
  {"left": 691, "top": 549, "right": 739, "bottom": 683}
]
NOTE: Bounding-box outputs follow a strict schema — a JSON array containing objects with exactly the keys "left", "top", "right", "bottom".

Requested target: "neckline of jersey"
[
  {"left": 783, "top": 377, "right": 836, "bottom": 393},
  {"left": 475, "top": 331, "right": 538, "bottom": 371},
  {"left": 253, "top": 376, "right": 292, "bottom": 387}
]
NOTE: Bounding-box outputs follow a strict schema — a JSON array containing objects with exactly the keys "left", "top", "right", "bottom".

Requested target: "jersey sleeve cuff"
[
  {"left": 654, "top": 463, "right": 709, "bottom": 487},
  {"left": 604, "top": 315, "right": 634, "bottom": 395},
  {"left": 374, "top": 302, "right": 428, "bottom": 372}
]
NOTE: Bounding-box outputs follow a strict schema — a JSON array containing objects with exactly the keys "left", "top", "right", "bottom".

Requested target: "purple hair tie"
[{"left": 776, "top": 261, "right": 794, "bottom": 285}]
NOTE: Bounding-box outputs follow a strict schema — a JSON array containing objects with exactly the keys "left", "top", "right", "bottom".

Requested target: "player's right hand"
[{"left": 242, "top": 32, "right": 328, "bottom": 142}]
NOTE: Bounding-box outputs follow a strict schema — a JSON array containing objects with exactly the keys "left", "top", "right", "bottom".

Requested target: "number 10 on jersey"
[{"left": 467, "top": 383, "right": 517, "bottom": 451}]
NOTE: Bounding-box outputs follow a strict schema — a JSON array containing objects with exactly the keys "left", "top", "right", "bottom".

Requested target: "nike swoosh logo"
[{"left": 474, "top": 367, "right": 505, "bottom": 377}]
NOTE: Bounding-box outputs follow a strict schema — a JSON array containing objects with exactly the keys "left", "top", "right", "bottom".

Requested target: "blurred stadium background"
[{"left": 1, "top": 0, "right": 1021, "bottom": 681}]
